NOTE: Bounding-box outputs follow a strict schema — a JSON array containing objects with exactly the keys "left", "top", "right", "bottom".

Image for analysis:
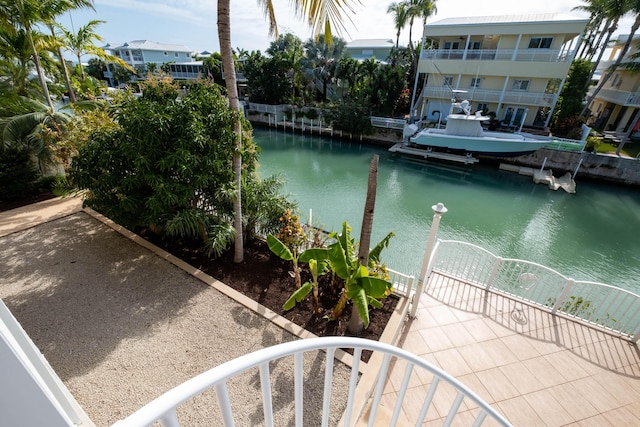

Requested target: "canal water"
[{"left": 253, "top": 127, "right": 640, "bottom": 294}]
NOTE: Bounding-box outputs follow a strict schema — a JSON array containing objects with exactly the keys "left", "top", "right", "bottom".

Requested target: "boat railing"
[
  {"left": 111, "top": 337, "right": 512, "bottom": 427},
  {"left": 423, "top": 240, "right": 640, "bottom": 342}
]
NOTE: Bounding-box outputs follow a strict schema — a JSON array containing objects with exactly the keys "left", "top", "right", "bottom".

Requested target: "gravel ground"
[{"left": 0, "top": 212, "right": 352, "bottom": 426}]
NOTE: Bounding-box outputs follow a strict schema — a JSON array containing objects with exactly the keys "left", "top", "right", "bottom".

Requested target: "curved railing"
[
  {"left": 428, "top": 240, "right": 640, "bottom": 341},
  {"left": 112, "top": 337, "right": 512, "bottom": 427}
]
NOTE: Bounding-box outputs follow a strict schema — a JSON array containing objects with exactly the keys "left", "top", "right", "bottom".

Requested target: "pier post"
[{"left": 410, "top": 202, "right": 448, "bottom": 318}]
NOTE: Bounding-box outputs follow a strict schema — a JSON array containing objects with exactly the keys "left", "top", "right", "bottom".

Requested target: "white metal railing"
[
  {"left": 422, "top": 48, "right": 574, "bottom": 63},
  {"left": 422, "top": 87, "right": 555, "bottom": 108},
  {"left": 111, "top": 337, "right": 512, "bottom": 427},
  {"left": 370, "top": 117, "right": 406, "bottom": 130},
  {"left": 588, "top": 87, "right": 640, "bottom": 107},
  {"left": 425, "top": 240, "right": 640, "bottom": 341},
  {"left": 387, "top": 268, "right": 414, "bottom": 297}
]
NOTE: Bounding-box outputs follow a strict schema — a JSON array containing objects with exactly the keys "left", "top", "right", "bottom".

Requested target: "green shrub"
[
  {"left": 70, "top": 83, "right": 273, "bottom": 256},
  {"left": 0, "top": 147, "right": 39, "bottom": 200}
]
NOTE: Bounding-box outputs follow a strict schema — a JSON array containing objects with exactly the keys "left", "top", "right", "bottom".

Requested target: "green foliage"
[
  {"left": 584, "top": 135, "right": 602, "bottom": 152},
  {"left": 326, "top": 98, "right": 374, "bottom": 135},
  {"left": 243, "top": 51, "right": 292, "bottom": 104},
  {"left": 242, "top": 174, "right": 296, "bottom": 240},
  {"left": 0, "top": 146, "right": 38, "bottom": 200},
  {"left": 140, "top": 76, "right": 179, "bottom": 103},
  {"left": 327, "top": 222, "right": 394, "bottom": 328},
  {"left": 552, "top": 59, "right": 592, "bottom": 127},
  {"left": 69, "top": 82, "right": 258, "bottom": 256}
]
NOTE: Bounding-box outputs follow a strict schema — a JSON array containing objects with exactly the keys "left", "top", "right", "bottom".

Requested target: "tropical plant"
[
  {"left": 327, "top": 222, "right": 394, "bottom": 329},
  {"left": 0, "top": 98, "right": 74, "bottom": 173},
  {"left": 69, "top": 82, "right": 260, "bottom": 256},
  {"left": 267, "top": 209, "right": 308, "bottom": 289},
  {"left": 242, "top": 174, "right": 296, "bottom": 240},
  {"left": 0, "top": 0, "right": 55, "bottom": 108},
  {"left": 388, "top": 2, "right": 409, "bottom": 48},
  {"left": 302, "top": 34, "right": 346, "bottom": 101},
  {"left": 282, "top": 250, "right": 330, "bottom": 315},
  {"left": 551, "top": 59, "right": 592, "bottom": 128}
]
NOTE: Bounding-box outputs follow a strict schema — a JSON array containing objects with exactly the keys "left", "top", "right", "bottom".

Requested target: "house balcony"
[
  {"left": 423, "top": 86, "right": 556, "bottom": 107},
  {"left": 421, "top": 48, "right": 574, "bottom": 63},
  {"left": 589, "top": 87, "right": 640, "bottom": 107}
]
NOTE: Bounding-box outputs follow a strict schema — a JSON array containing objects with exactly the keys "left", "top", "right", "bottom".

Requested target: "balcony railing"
[
  {"left": 422, "top": 48, "right": 573, "bottom": 63},
  {"left": 423, "top": 87, "right": 556, "bottom": 107},
  {"left": 112, "top": 337, "right": 512, "bottom": 427},
  {"left": 588, "top": 87, "right": 640, "bottom": 107},
  {"left": 425, "top": 240, "right": 640, "bottom": 342}
]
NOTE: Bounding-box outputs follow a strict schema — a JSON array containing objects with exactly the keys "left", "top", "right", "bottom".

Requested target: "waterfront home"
[
  {"left": 412, "top": 14, "right": 588, "bottom": 130},
  {"left": 345, "top": 38, "right": 396, "bottom": 62},
  {"left": 102, "top": 40, "right": 202, "bottom": 84},
  {"left": 587, "top": 34, "right": 640, "bottom": 137}
]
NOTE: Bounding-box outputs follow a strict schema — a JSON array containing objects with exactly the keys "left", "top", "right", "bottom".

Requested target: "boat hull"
[{"left": 410, "top": 128, "right": 550, "bottom": 157}]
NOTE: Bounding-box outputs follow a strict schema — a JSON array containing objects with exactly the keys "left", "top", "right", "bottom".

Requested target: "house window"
[
  {"left": 610, "top": 74, "right": 622, "bottom": 87},
  {"left": 528, "top": 37, "right": 552, "bottom": 49},
  {"left": 443, "top": 76, "right": 453, "bottom": 87},
  {"left": 362, "top": 49, "right": 373, "bottom": 55},
  {"left": 511, "top": 79, "right": 529, "bottom": 91},
  {"left": 470, "top": 41, "right": 481, "bottom": 50},
  {"left": 163, "top": 51, "right": 168, "bottom": 56},
  {"left": 476, "top": 103, "right": 488, "bottom": 112},
  {"left": 470, "top": 77, "right": 481, "bottom": 88},
  {"left": 443, "top": 41, "right": 459, "bottom": 49},
  {"left": 174, "top": 52, "right": 179, "bottom": 57}
]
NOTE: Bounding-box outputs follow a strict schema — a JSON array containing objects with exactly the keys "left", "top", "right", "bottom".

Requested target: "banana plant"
[
  {"left": 266, "top": 233, "right": 305, "bottom": 288},
  {"left": 282, "top": 248, "right": 329, "bottom": 314},
  {"left": 328, "top": 222, "right": 394, "bottom": 328}
]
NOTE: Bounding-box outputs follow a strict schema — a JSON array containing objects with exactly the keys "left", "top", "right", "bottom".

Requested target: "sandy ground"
[{"left": 0, "top": 207, "right": 352, "bottom": 426}]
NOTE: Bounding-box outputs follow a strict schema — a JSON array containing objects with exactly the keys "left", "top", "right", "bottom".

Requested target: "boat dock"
[
  {"left": 499, "top": 163, "right": 576, "bottom": 193},
  {"left": 389, "top": 143, "right": 479, "bottom": 164}
]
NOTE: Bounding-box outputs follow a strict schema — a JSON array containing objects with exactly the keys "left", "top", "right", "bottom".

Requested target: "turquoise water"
[{"left": 253, "top": 128, "right": 640, "bottom": 294}]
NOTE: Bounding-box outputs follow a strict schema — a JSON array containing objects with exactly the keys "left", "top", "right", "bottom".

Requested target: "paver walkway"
[{"left": 382, "top": 273, "right": 640, "bottom": 426}]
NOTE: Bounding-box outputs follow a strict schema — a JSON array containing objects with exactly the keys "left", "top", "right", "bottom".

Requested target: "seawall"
[{"left": 248, "top": 120, "right": 640, "bottom": 187}]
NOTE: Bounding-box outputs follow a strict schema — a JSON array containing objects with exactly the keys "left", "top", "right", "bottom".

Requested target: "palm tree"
[
  {"left": 388, "top": 2, "right": 409, "bottom": 48},
  {"left": 579, "top": 0, "right": 631, "bottom": 119},
  {"left": 216, "top": 0, "right": 358, "bottom": 263},
  {"left": 41, "top": 0, "right": 95, "bottom": 103},
  {"left": 58, "top": 19, "right": 103, "bottom": 81},
  {"left": 302, "top": 34, "right": 346, "bottom": 101},
  {"left": 405, "top": 0, "right": 437, "bottom": 55},
  {"left": 0, "top": 26, "right": 39, "bottom": 97},
  {"left": 0, "top": 0, "right": 55, "bottom": 109}
]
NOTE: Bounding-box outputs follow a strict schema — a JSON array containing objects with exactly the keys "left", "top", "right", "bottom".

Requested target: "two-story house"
[
  {"left": 587, "top": 34, "right": 640, "bottom": 135},
  {"left": 412, "top": 14, "right": 588, "bottom": 130},
  {"left": 102, "top": 40, "right": 202, "bottom": 84}
]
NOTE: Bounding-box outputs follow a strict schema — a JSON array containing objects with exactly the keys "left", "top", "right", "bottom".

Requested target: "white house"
[{"left": 412, "top": 14, "right": 588, "bottom": 129}]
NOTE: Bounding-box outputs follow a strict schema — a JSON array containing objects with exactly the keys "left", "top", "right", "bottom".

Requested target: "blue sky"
[{"left": 64, "top": 0, "right": 632, "bottom": 57}]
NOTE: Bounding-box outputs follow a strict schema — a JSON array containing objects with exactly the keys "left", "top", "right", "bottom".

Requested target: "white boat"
[{"left": 405, "top": 100, "right": 554, "bottom": 157}]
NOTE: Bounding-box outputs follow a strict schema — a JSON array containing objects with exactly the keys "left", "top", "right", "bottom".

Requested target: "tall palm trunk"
[
  {"left": 348, "top": 154, "right": 379, "bottom": 334},
  {"left": 579, "top": 20, "right": 620, "bottom": 119},
  {"left": 49, "top": 25, "right": 76, "bottom": 103},
  {"left": 218, "top": 0, "right": 244, "bottom": 262},
  {"left": 25, "top": 24, "right": 54, "bottom": 110}
]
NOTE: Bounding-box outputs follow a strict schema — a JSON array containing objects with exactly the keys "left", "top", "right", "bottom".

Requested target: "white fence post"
[
  {"left": 410, "top": 203, "right": 448, "bottom": 319},
  {"left": 552, "top": 278, "right": 575, "bottom": 314},
  {"left": 486, "top": 256, "right": 503, "bottom": 291}
]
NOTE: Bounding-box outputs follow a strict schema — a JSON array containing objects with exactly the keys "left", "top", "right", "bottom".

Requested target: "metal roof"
[{"left": 428, "top": 13, "right": 589, "bottom": 26}]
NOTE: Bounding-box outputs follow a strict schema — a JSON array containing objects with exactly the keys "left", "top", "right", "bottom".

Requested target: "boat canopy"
[{"left": 445, "top": 116, "right": 485, "bottom": 137}]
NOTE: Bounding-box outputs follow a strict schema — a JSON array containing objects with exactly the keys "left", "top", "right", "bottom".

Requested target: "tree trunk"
[
  {"left": 581, "top": 19, "right": 638, "bottom": 120},
  {"left": 617, "top": 107, "right": 640, "bottom": 156},
  {"left": 218, "top": 0, "right": 244, "bottom": 262},
  {"left": 348, "top": 154, "right": 379, "bottom": 334},
  {"left": 49, "top": 25, "right": 76, "bottom": 103},
  {"left": 26, "top": 25, "right": 54, "bottom": 110}
]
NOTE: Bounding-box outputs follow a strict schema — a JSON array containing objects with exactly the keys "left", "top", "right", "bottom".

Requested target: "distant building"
[
  {"left": 412, "top": 14, "right": 588, "bottom": 129},
  {"left": 345, "top": 39, "right": 396, "bottom": 62},
  {"left": 587, "top": 34, "right": 640, "bottom": 135},
  {"left": 102, "top": 40, "right": 202, "bottom": 84}
]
